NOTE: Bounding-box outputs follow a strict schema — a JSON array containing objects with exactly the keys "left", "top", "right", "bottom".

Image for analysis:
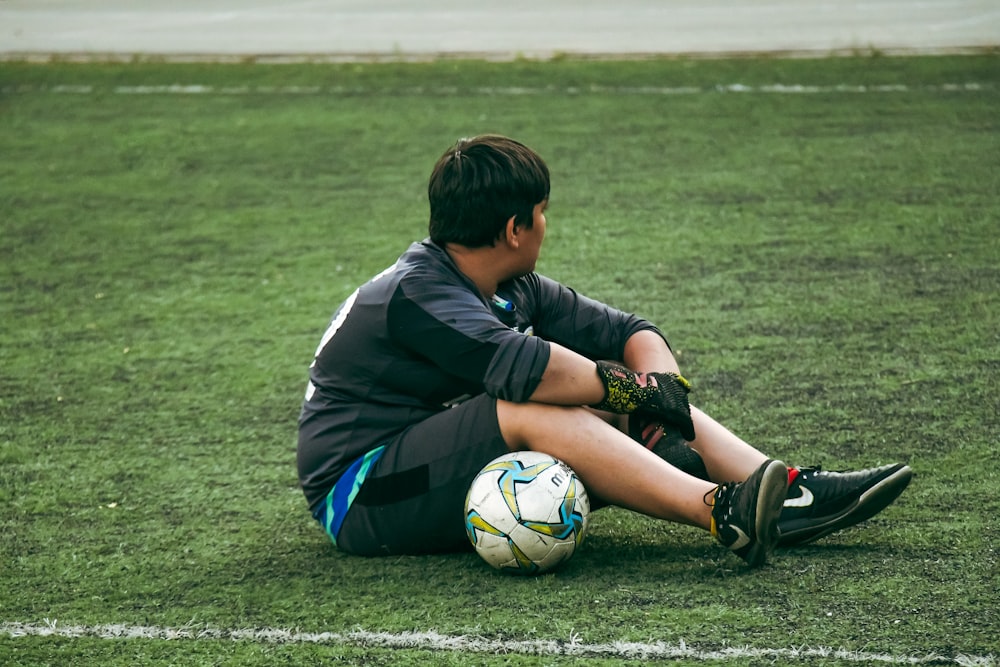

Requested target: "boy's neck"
[{"left": 443, "top": 242, "right": 505, "bottom": 300}]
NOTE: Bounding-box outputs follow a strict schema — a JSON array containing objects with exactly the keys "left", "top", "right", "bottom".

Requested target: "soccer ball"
[{"left": 464, "top": 451, "right": 589, "bottom": 575}]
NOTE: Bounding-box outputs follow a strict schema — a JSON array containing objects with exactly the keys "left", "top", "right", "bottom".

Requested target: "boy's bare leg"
[
  {"left": 689, "top": 406, "right": 769, "bottom": 482},
  {"left": 497, "top": 400, "right": 716, "bottom": 529}
]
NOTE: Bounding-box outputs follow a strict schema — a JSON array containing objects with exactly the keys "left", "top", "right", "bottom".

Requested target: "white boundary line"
[
  {"left": 1, "top": 621, "right": 996, "bottom": 665},
  {"left": 0, "top": 82, "right": 995, "bottom": 96}
]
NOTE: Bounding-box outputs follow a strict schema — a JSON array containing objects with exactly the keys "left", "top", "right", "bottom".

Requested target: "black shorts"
[{"left": 333, "top": 393, "right": 510, "bottom": 556}]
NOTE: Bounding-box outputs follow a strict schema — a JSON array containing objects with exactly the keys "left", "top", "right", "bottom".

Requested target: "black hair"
[{"left": 428, "top": 135, "right": 550, "bottom": 247}]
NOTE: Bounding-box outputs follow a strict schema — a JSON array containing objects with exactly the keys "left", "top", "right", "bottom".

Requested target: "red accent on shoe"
[{"left": 787, "top": 467, "right": 800, "bottom": 485}]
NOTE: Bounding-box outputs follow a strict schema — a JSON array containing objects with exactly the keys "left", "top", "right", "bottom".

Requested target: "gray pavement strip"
[{"left": 1, "top": 1, "right": 997, "bottom": 59}]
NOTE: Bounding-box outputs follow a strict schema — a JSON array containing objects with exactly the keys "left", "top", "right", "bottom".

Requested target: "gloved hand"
[
  {"left": 629, "top": 415, "right": 708, "bottom": 479},
  {"left": 590, "top": 360, "right": 696, "bottom": 441}
]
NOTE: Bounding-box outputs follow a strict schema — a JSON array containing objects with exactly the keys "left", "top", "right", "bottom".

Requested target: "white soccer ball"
[{"left": 464, "top": 451, "right": 590, "bottom": 575}]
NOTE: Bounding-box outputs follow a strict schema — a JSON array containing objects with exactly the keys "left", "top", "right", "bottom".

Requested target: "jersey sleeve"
[
  {"left": 386, "top": 274, "right": 550, "bottom": 403},
  {"left": 526, "top": 274, "right": 668, "bottom": 361}
]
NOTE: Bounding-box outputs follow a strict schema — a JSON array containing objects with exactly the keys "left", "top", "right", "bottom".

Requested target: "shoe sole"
[
  {"left": 777, "top": 464, "right": 913, "bottom": 547},
  {"left": 743, "top": 459, "right": 790, "bottom": 567}
]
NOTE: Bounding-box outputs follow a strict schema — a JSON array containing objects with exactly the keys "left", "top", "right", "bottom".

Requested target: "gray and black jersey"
[{"left": 297, "top": 239, "right": 663, "bottom": 511}]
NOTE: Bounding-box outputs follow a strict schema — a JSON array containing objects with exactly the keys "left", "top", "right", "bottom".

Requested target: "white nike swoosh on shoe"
[
  {"left": 729, "top": 526, "right": 751, "bottom": 550},
  {"left": 783, "top": 486, "right": 814, "bottom": 508}
]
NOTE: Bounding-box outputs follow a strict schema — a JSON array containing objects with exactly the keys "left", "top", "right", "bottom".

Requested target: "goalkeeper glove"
[
  {"left": 591, "top": 360, "right": 696, "bottom": 441},
  {"left": 629, "top": 415, "right": 709, "bottom": 479}
]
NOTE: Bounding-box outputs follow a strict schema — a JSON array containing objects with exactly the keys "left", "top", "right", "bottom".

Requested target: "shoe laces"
[
  {"left": 705, "top": 482, "right": 737, "bottom": 536},
  {"left": 796, "top": 465, "right": 837, "bottom": 480}
]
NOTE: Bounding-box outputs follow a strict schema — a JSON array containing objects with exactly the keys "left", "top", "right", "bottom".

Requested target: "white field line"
[
  {"left": 1, "top": 621, "right": 996, "bottom": 665},
  {"left": 0, "top": 82, "right": 994, "bottom": 96}
]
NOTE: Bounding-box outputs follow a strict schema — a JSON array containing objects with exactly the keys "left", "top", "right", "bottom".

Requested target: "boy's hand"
[{"left": 591, "top": 360, "right": 696, "bottom": 441}]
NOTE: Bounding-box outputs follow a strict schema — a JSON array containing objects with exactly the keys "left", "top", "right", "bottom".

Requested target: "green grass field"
[{"left": 1, "top": 55, "right": 998, "bottom": 666}]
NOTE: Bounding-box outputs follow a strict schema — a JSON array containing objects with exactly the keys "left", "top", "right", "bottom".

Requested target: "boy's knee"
[{"left": 496, "top": 400, "right": 596, "bottom": 449}]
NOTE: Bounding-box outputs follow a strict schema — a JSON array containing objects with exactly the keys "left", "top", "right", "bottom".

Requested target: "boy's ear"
[{"left": 504, "top": 215, "right": 519, "bottom": 248}]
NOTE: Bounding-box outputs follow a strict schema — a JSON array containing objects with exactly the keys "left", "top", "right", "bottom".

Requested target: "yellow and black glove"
[{"left": 591, "top": 360, "right": 696, "bottom": 441}]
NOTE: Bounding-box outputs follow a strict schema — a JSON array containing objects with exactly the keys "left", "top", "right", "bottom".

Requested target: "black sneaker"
[
  {"left": 777, "top": 463, "right": 913, "bottom": 547},
  {"left": 709, "top": 459, "right": 789, "bottom": 567}
]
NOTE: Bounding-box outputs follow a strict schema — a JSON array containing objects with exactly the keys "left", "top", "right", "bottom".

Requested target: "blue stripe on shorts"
[{"left": 313, "top": 445, "right": 387, "bottom": 546}]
